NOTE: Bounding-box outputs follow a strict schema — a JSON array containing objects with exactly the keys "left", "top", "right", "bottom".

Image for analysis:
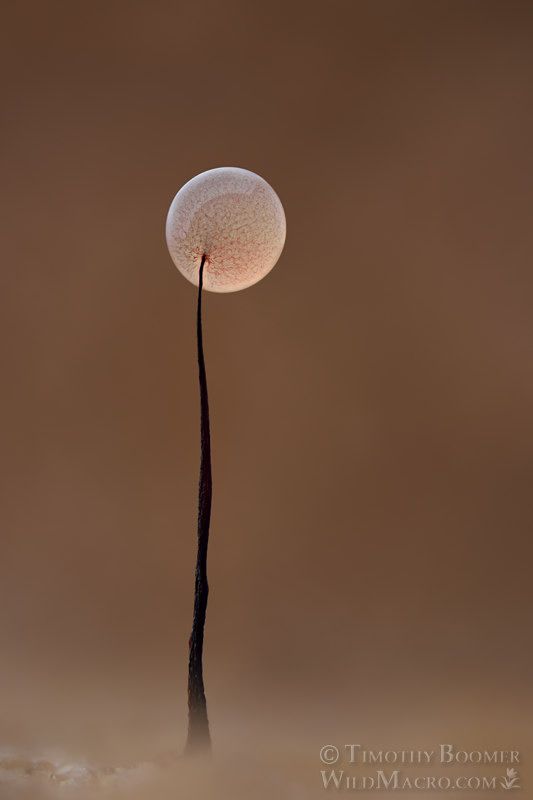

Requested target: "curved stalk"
[{"left": 186, "top": 253, "right": 212, "bottom": 753}]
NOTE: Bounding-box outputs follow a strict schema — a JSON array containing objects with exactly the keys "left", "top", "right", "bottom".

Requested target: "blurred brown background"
[{"left": 1, "top": 0, "right": 532, "bottom": 788}]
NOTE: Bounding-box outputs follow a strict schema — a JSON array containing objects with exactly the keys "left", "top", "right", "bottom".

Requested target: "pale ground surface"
[
  {"left": 0, "top": 683, "right": 530, "bottom": 800},
  {"left": 0, "top": 731, "right": 321, "bottom": 799}
]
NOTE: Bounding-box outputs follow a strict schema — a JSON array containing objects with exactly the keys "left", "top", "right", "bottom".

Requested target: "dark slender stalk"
[{"left": 185, "top": 253, "right": 212, "bottom": 754}]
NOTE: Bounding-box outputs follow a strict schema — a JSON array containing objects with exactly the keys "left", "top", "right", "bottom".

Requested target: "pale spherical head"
[{"left": 165, "top": 167, "right": 286, "bottom": 293}]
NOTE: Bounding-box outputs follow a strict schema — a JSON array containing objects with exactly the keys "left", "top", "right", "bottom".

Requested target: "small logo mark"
[{"left": 500, "top": 767, "right": 520, "bottom": 790}]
